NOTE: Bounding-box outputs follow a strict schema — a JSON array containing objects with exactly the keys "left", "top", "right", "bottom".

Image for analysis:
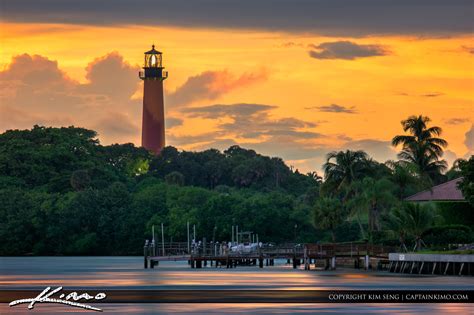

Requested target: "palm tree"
[
  {"left": 385, "top": 206, "right": 410, "bottom": 252},
  {"left": 392, "top": 115, "right": 448, "bottom": 183},
  {"left": 347, "top": 178, "right": 396, "bottom": 240},
  {"left": 323, "top": 150, "right": 369, "bottom": 191},
  {"left": 387, "top": 202, "right": 439, "bottom": 251},
  {"left": 386, "top": 160, "right": 417, "bottom": 199}
]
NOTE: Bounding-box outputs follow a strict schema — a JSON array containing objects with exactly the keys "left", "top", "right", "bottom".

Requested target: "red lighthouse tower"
[{"left": 139, "top": 45, "right": 168, "bottom": 154}]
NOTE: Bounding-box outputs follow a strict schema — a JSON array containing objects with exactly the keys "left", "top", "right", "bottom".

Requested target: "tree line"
[{"left": 0, "top": 115, "right": 472, "bottom": 255}]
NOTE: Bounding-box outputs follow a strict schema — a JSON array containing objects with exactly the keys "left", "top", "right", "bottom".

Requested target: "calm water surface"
[{"left": 1, "top": 257, "right": 472, "bottom": 314}]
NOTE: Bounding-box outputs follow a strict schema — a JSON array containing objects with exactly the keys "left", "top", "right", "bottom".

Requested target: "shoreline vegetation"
[{"left": 0, "top": 115, "right": 473, "bottom": 256}]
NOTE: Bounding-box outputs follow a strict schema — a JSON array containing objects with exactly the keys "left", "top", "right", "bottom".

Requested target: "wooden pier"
[{"left": 143, "top": 240, "right": 396, "bottom": 271}]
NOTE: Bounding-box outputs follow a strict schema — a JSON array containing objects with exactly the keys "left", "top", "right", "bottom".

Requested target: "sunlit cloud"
[{"left": 167, "top": 70, "right": 267, "bottom": 108}]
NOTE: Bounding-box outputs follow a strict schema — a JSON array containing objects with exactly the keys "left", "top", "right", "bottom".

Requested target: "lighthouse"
[{"left": 139, "top": 45, "right": 168, "bottom": 154}]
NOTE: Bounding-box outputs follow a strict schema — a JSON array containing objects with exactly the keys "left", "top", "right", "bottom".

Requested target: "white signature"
[{"left": 9, "top": 286, "right": 106, "bottom": 312}]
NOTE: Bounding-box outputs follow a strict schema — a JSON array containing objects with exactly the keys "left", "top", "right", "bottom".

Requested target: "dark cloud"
[
  {"left": 421, "top": 92, "right": 443, "bottom": 97},
  {"left": 2, "top": 1, "right": 472, "bottom": 36},
  {"left": 307, "top": 104, "right": 357, "bottom": 114},
  {"left": 309, "top": 41, "right": 388, "bottom": 60},
  {"left": 183, "top": 103, "right": 276, "bottom": 119},
  {"left": 0, "top": 53, "right": 141, "bottom": 144},
  {"left": 444, "top": 118, "right": 470, "bottom": 125},
  {"left": 280, "top": 42, "right": 305, "bottom": 48},
  {"left": 167, "top": 132, "right": 224, "bottom": 146},
  {"left": 397, "top": 91, "right": 445, "bottom": 97},
  {"left": 167, "top": 70, "right": 267, "bottom": 108}
]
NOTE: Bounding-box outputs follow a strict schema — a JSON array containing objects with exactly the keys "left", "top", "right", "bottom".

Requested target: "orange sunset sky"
[{"left": 1, "top": 1, "right": 473, "bottom": 172}]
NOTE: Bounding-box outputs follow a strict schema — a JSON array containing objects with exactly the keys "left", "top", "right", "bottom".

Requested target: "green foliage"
[
  {"left": 458, "top": 156, "right": 474, "bottom": 206},
  {"left": 386, "top": 161, "right": 420, "bottom": 199},
  {"left": 348, "top": 178, "right": 397, "bottom": 233},
  {"left": 150, "top": 145, "right": 319, "bottom": 195},
  {"left": 434, "top": 201, "right": 474, "bottom": 226},
  {"left": 0, "top": 126, "right": 320, "bottom": 255},
  {"left": 385, "top": 202, "right": 440, "bottom": 251},
  {"left": 165, "top": 171, "right": 185, "bottom": 186},
  {"left": 0, "top": 123, "right": 471, "bottom": 256},
  {"left": 391, "top": 115, "right": 448, "bottom": 184},
  {"left": 313, "top": 197, "right": 346, "bottom": 241},
  {"left": 422, "top": 225, "right": 473, "bottom": 248},
  {"left": 322, "top": 150, "right": 369, "bottom": 192},
  {"left": 70, "top": 170, "right": 91, "bottom": 191}
]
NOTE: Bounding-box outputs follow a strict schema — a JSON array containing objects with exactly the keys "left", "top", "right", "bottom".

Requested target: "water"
[{"left": 1, "top": 257, "right": 472, "bottom": 314}]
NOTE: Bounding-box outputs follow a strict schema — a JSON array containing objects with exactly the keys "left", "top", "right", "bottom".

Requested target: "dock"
[
  {"left": 388, "top": 253, "right": 474, "bottom": 276},
  {"left": 143, "top": 240, "right": 396, "bottom": 271}
]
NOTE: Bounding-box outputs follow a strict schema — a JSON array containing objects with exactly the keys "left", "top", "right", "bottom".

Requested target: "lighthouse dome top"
[{"left": 145, "top": 44, "right": 162, "bottom": 54}]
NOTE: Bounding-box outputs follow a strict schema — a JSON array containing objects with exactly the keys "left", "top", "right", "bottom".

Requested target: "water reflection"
[
  {"left": 3, "top": 303, "right": 472, "bottom": 314},
  {"left": 1, "top": 257, "right": 471, "bottom": 314}
]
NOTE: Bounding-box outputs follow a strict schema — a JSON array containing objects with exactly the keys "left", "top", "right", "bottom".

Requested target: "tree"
[
  {"left": 386, "top": 161, "right": 418, "bottom": 199},
  {"left": 70, "top": 169, "right": 91, "bottom": 191},
  {"left": 385, "top": 206, "right": 410, "bottom": 252},
  {"left": 391, "top": 115, "right": 448, "bottom": 183},
  {"left": 388, "top": 203, "right": 439, "bottom": 251},
  {"left": 322, "top": 150, "right": 369, "bottom": 192},
  {"left": 313, "top": 198, "right": 346, "bottom": 242},
  {"left": 346, "top": 178, "right": 396, "bottom": 240},
  {"left": 445, "top": 158, "right": 464, "bottom": 180},
  {"left": 165, "top": 171, "right": 185, "bottom": 186},
  {"left": 458, "top": 156, "right": 474, "bottom": 206}
]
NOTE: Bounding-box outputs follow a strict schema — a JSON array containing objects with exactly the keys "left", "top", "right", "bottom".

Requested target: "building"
[
  {"left": 405, "top": 177, "right": 473, "bottom": 225},
  {"left": 139, "top": 45, "right": 168, "bottom": 154},
  {"left": 405, "top": 177, "right": 464, "bottom": 202}
]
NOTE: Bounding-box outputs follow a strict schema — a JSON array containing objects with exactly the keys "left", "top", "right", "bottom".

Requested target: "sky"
[{"left": 1, "top": 0, "right": 473, "bottom": 173}]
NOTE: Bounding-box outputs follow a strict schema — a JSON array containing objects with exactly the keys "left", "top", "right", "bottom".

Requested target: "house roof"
[{"left": 405, "top": 177, "right": 465, "bottom": 202}]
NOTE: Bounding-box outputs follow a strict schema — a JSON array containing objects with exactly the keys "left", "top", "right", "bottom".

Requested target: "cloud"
[
  {"left": 421, "top": 92, "right": 443, "bottom": 97},
  {"left": 445, "top": 118, "right": 470, "bottom": 125},
  {"left": 462, "top": 46, "right": 474, "bottom": 54},
  {"left": 344, "top": 139, "right": 397, "bottom": 164},
  {"left": 2, "top": 1, "right": 472, "bottom": 36},
  {"left": 280, "top": 42, "right": 305, "bottom": 48},
  {"left": 167, "top": 70, "right": 267, "bottom": 108},
  {"left": 80, "top": 52, "right": 140, "bottom": 102},
  {"left": 94, "top": 112, "right": 139, "bottom": 144},
  {"left": 308, "top": 41, "right": 388, "bottom": 60},
  {"left": 0, "top": 53, "right": 141, "bottom": 144},
  {"left": 465, "top": 124, "right": 474, "bottom": 152},
  {"left": 0, "top": 105, "right": 74, "bottom": 131},
  {"left": 181, "top": 103, "right": 318, "bottom": 141},
  {"left": 443, "top": 150, "right": 459, "bottom": 168},
  {"left": 307, "top": 104, "right": 357, "bottom": 114},
  {"left": 172, "top": 102, "right": 398, "bottom": 172},
  {"left": 183, "top": 103, "right": 276, "bottom": 119},
  {"left": 397, "top": 91, "right": 445, "bottom": 98}
]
